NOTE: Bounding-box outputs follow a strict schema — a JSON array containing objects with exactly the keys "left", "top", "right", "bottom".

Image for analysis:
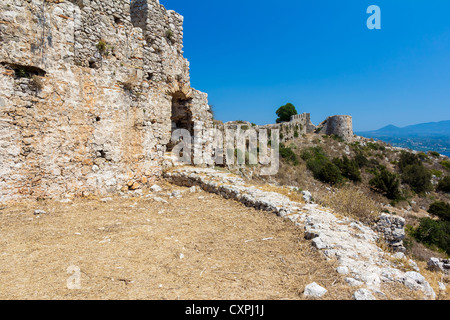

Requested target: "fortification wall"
[
  {"left": 0, "top": 0, "right": 212, "bottom": 202},
  {"left": 319, "top": 115, "right": 354, "bottom": 142}
]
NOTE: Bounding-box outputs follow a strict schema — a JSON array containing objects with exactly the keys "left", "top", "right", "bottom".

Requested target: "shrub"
[
  {"left": 166, "top": 29, "right": 175, "bottom": 41},
  {"left": 316, "top": 163, "right": 343, "bottom": 185},
  {"left": 96, "top": 39, "right": 114, "bottom": 56},
  {"left": 437, "top": 176, "right": 450, "bottom": 193},
  {"left": 16, "top": 68, "right": 28, "bottom": 78},
  {"left": 401, "top": 163, "right": 433, "bottom": 194},
  {"left": 330, "top": 134, "right": 344, "bottom": 142},
  {"left": 441, "top": 160, "right": 450, "bottom": 172},
  {"left": 300, "top": 146, "right": 324, "bottom": 161},
  {"left": 398, "top": 151, "right": 433, "bottom": 194},
  {"left": 302, "top": 147, "right": 343, "bottom": 185},
  {"left": 279, "top": 144, "right": 299, "bottom": 165},
  {"left": 354, "top": 153, "right": 369, "bottom": 168},
  {"left": 96, "top": 40, "right": 108, "bottom": 54},
  {"left": 398, "top": 151, "right": 422, "bottom": 170},
  {"left": 366, "top": 142, "right": 384, "bottom": 151},
  {"left": 428, "top": 201, "right": 450, "bottom": 222},
  {"left": 333, "top": 156, "right": 362, "bottom": 182},
  {"left": 412, "top": 218, "right": 450, "bottom": 255},
  {"left": 369, "top": 166, "right": 402, "bottom": 200},
  {"left": 429, "top": 151, "right": 440, "bottom": 157},
  {"left": 430, "top": 169, "right": 443, "bottom": 178},
  {"left": 417, "top": 152, "right": 429, "bottom": 161}
]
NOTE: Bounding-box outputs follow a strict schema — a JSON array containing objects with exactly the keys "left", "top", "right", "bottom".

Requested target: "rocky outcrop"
[
  {"left": 428, "top": 258, "right": 450, "bottom": 274},
  {"left": 375, "top": 214, "right": 407, "bottom": 253}
]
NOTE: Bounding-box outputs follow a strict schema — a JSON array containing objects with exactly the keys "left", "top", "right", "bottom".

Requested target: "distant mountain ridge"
[
  {"left": 361, "top": 120, "right": 450, "bottom": 137},
  {"left": 357, "top": 120, "right": 450, "bottom": 157}
]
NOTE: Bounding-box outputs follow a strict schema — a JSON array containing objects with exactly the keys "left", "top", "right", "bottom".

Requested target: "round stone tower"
[{"left": 319, "top": 115, "right": 354, "bottom": 142}]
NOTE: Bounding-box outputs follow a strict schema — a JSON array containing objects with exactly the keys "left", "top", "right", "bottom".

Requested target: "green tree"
[
  {"left": 276, "top": 103, "right": 298, "bottom": 123},
  {"left": 413, "top": 218, "right": 450, "bottom": 255},
  {"left": 369, "top": 166, "right": 402, "bottom": 200},
  {"left": 333, "top": 156, "right": 362, "bottom": 182},
  {"left": 437, "top": 176, "right": 450, "bottom": 193},
  {"left": 398, "top": 151, "right": 433, "bottom": 194},
  {"left": 279, "top": 144, "right": 299, "bottom": 166},
  {"left": 301, "top": 147, "right": 343, "bottom": 185},
  {"left": 428, "top": 201, "right": 450, "bottom": 222}
]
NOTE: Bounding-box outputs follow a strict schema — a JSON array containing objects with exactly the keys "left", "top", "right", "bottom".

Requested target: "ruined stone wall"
[
  {"left": 258, "top": 113, "right": 316, "bottom": 143},
  {"left": 319, "top": 115, "right": 354, "bottom": 142},
  {"left": 0, "top": 0, "right": 212, "bottom": 202}
]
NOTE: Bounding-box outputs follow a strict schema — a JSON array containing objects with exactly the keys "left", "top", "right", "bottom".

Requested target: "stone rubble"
[
  {"left": 427, "top": 257, "right": 450, "bottom": 274},
  {"left": 375, "top": 213, "right": 407, "bottom": 253},
  {"left": 164, "top": 166, "right": 437, "bottom": 300}
]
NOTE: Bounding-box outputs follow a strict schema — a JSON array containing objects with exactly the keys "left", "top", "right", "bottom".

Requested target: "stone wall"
[
  {"left": 0, "top": 0, "right": 212, "bottom": 202},
  {"left": 217, "top": 111, "right": 354, "bottom": 147}
]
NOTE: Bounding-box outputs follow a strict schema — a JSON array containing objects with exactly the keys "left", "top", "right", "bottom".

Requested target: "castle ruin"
[
  {"left": 0, "top": 0, "right": 354, "bottom": 202},
  {"left": 0, "top": 0, "right": 213, "bottom": 201}
]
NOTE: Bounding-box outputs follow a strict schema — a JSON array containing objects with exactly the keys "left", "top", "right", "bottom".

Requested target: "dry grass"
[
  {"left": 315, "top": 185, "right": 381, "bottom": 224},
  {"left": 253, "top": 184, "right": 305, "bottom": 204},
  {"left": 0, "top": 181, "right": 445, "bottom": 300},
  {"left": 0, "top": 184, "right": 354, "bottom": 300},
  {"left": 30, "top": 75, "right": 44, "bottom": 91}
]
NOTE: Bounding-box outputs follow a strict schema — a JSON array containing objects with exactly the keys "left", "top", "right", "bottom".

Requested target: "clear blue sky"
[{"left": 161, "top": 0, "right": 450, "bottom": 131}]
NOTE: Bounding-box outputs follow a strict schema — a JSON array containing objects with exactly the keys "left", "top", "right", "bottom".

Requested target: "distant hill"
[{"left": 357, "top": 120, "right": 450, "bottom": 157}]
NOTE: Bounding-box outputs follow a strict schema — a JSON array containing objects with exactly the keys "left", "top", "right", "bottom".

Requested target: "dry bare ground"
[{"left": 0, "top": 181, "right": 447, "bottom": 300}]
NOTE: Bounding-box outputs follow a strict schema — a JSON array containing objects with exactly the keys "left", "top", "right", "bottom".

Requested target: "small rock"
[
  {"left": 337, "top": 266, "right": 349, "bottom": 275},
  {"left": 153, "top": 197, "right": 168, "bottom": 204},
  {"left": 171, "top": 190, "right": 182, "bottom": 198},
  {"left": 150, "top": 184, "right": 162, "bottom": 192},
  {"left": 392, "top": 252, "right": 406, "bottom": 260},
  {"left": 303, "top": 282, "right": 327, "bottom": 298},
  {"left": 427, "top": 257, "right": 443, "bottom": 272},
  {"left": 101, "top": 197, "right": 113, "bottom": 203},
  {"left": 302, "top": 190, "right": 312, "bottom": 203},
  {"left": 312, "top": 237, "right": 328, "bottom": 250},
  {"left": 408, "top": 259, "right": 420, "bottom": 272},
  {"left": 189, "top": 186, "right": 200, "bottom": 193},
  {"left": 405, "top": 271, "right": 425, "bottom": 284},
  {"left": 345, "top": 278, "right": 364, "bottom": 287},
  {"left": 353, "top": 289, "right": 376, "bottom": 300},
  {"left": 34, "top": 210, "right": 46, "bottom": 215}
]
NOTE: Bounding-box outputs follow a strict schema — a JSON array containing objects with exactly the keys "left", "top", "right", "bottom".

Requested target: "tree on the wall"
[{"left": 276, "top": 103, "right": 298, "bottom": 123}]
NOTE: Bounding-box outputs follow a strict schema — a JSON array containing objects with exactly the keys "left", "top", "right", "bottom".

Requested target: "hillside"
[
  {"left": 357, "top": 121, "right": 450, "bottom": 157},
  {"left": 230, "top": 131, "right": 450, "bottom": 263}
]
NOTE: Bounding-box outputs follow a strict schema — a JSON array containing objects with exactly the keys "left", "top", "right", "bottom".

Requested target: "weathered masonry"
[{"left": 0, "top": 0, "right": 213, "bottom": 201}]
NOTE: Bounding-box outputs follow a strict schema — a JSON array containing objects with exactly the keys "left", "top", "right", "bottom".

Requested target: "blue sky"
[{"left": 161, "top": 0, "right": 450, "bottom": 131}]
